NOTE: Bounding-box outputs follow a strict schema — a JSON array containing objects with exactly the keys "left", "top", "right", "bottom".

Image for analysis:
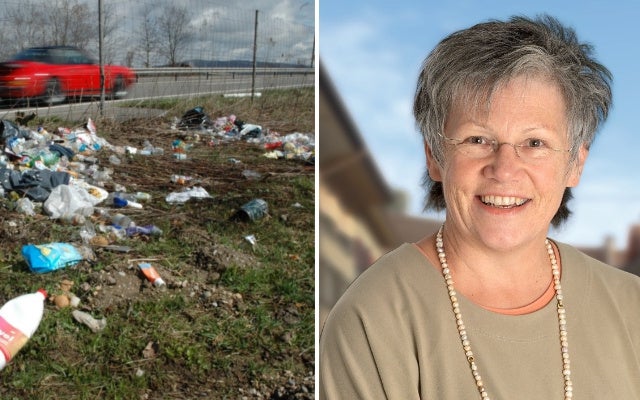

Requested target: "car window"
[
  {"left": 13, "top": 48, "right": 52, "bottom": 63},
  {"left": 12, "top": 47, "right": 96, "bottom": 65},
  {"left": 64, "top": 49, "right": 93, "bottom": 64},
  {"left": 48, "top": 49, "right": 67, "bottom": 65}
]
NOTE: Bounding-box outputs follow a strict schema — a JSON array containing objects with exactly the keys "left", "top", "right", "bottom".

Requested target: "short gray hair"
[{"left": 413, "top": 14, "right": 612, "bottom": 226}]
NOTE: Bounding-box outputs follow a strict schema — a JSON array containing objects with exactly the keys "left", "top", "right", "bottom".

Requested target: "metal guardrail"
[{"left": 133, "top": 67, "right": 315, "bottom": 79}]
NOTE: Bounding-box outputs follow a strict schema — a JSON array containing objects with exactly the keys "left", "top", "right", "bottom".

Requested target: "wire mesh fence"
[{"left": 0, "top": 0, "right": 315, "bottom": 118}]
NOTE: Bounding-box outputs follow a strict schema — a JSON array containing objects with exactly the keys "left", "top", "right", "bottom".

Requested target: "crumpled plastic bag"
[
  {"left": 240, "top": 123, "right": 262, "bottom": 138},
  {"left": 44, "top": 183, "right": 107, "bottom": 219},
  {"left": 177, "top": 106, "right": 213, "bottom": 129},
  {"left": 165, "top": 186, "right": 211, "bottom": 204},
  {"left": 0, "top": 119, "right": 31, "bottom": 141},
  {"left": 0, "top": 168, "right": 71, "bottom": 202}
]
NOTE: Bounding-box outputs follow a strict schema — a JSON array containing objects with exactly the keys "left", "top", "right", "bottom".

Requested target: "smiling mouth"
[{"left": 480, "top": 195, "right": 529, "bottom": 209}]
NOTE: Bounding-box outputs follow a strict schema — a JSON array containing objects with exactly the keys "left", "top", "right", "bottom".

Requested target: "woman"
[{"left": 319, "top": 15, "right": 640, "bottom": 399}]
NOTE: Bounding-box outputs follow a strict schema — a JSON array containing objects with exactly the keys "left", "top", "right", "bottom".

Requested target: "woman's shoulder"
[
  {"left": 326, "top": 243, "right": 442, "bottom": 317},
  {"left": 349, "top": 243, "right": 438, "bottom": 289},
  {"left": 322, "top": 243, "right": 447, "bottom": 340}
]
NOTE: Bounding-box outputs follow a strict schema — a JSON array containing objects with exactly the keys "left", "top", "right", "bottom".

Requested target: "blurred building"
[
  {"left": 319, "top": 63, "right": 441, "bottom": 327},
  {"left": 621, "top": 224, "right": 640, "bottom": 275}
]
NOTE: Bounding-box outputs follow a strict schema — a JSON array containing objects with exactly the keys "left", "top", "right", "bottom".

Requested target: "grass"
[
  {"left": 0, "top": 88, "right": 315, "bottom": 399},
  {"left": 120, "top": 87, "right": 314, "bottom": 133}
]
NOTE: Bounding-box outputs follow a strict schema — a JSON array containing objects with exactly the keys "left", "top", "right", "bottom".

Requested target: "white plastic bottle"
[{"left": 0, "top": 289, "right": 47, "bottom": 370}]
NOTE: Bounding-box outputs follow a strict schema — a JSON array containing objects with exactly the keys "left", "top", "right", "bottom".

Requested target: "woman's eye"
[
  {"left": 464, "top": 136, "right": 487, "bottom": 145},
  {"left": 527, "top": 138, "right": 544, "bottom": 148}
]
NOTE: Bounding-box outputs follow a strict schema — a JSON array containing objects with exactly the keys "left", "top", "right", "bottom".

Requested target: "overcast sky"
[
  {"left": 0, "top": 0, "right": 315, "bottom": 67},
  {"left": 118, "top": 0, "right": 315, "bottom": 65}
]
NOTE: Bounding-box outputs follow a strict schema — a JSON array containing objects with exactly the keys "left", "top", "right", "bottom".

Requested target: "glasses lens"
[
  {"left": 518, "top": 146, "right": 553, "bottom": 161},
  {"left": 459, "top": 142, "right": 493, "bottom": 158}
]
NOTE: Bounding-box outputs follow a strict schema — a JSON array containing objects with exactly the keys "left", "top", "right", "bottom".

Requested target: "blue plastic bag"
[{"left": 22, "top": 243, "right": 83, "bottom": 274}]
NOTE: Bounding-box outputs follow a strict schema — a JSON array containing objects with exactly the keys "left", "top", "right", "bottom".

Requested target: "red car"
[{"left": 0, "top": 46, "right": 136, "bottom": 106}]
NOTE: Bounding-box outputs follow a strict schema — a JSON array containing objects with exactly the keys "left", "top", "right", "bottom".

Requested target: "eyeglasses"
[{"left": 438, "top": 133, "right": 572, "bottom": 162}]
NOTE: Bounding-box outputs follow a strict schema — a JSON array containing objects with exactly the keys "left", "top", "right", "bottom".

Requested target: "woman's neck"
[{"left": 416, "top": 232, "right": 557, "bottom": 309}]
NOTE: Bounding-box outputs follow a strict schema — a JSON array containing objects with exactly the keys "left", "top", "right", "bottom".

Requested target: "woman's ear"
[
  {"left": 567, "top": 144, "right": 588, "bottom": 187},
  {"left": 425, "top": 140, "right": 443, "bottom": 182}
]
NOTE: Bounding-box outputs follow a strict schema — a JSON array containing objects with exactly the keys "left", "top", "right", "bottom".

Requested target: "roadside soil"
[{"left": 0, "top": 105, "right": 315, "bottom": 399}]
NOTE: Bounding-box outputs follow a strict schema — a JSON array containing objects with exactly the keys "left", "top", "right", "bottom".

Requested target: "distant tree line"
[{"left": 0, "top": 0, "right": 192, "bottom": 67}]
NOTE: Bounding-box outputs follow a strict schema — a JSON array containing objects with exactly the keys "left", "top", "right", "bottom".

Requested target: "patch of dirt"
[{"left": 75, "top": 241, "right": 259, "bottom": 311}]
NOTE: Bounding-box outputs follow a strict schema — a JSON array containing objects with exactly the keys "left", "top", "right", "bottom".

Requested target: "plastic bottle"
[
  {"left": 0, "top": 289, "right": 47, "bottom": 370},
  {"left": 141, "top": 140, "right": 164, "bottom": 155},
  {"left": 112, "top": 213, "right": 135, "bottom": 229},
  {"left": 94, "top": 207, "right": 111, "bottom": 220},
  {"left": 134, "top": 192, "right": 151, "bottom": 202},
  {"left": 113, "top": 196, "right": 143, "bottom": 209},
  {"left": 126, "top": 225, "right": 163, "bottom": 237},
  {"left": 108, "top": 191, "right": 133, "bottom": 202}
]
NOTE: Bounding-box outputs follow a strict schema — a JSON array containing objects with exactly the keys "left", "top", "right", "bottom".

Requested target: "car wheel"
[
  {"left": 41, "top": 79, "right": 65, "bottom": 105},
  {"left": 111, "top": 76, "right": 127, "bottom": 99}
]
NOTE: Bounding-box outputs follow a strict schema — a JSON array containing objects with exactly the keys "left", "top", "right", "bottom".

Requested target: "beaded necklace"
[{"left": 435, "top": 225, "right": 573, "bottom": 399}]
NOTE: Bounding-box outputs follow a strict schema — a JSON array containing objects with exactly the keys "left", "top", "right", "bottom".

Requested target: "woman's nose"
[{"left": 484, "top": 142, "right": 523, "bottom": 180}]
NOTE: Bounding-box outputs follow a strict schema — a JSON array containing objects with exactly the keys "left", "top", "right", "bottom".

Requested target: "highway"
[
  {"left": 130, "top": 68, "right": 314, "bottom": 98},
  {"left": 0, "top": 68, "right": 315, "bottom": 121}
]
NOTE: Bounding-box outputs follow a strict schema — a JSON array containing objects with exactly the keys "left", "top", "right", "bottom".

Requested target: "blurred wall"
[{"left": 319, "top": 63, "right": 441, "bottom": 328}]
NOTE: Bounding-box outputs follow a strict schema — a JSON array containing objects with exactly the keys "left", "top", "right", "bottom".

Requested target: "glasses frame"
[{"left": 437, "top": 132, "right": 573, "bottom": 161}]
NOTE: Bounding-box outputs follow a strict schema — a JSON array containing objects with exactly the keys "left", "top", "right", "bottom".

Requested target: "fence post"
[
  {"left": 251, "top": 9, "right": 258, "bottom": 102},
  {"left": 99, "top": 0, "right": 105, "bottom": 116}
]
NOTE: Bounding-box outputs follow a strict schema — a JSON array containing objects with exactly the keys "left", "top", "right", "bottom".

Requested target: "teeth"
[{"left": 481, "top": 195, "right": 527, "bottom": 207}]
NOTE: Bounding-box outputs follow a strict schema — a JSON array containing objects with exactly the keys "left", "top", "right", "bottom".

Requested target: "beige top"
[{"left": 319, "top": 242, "right": 640, "bottom": 399}]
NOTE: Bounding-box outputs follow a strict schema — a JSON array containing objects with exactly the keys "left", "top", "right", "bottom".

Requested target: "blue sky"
[{"left": 320, "top": 0, "right": 640, "bottom": 248}]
